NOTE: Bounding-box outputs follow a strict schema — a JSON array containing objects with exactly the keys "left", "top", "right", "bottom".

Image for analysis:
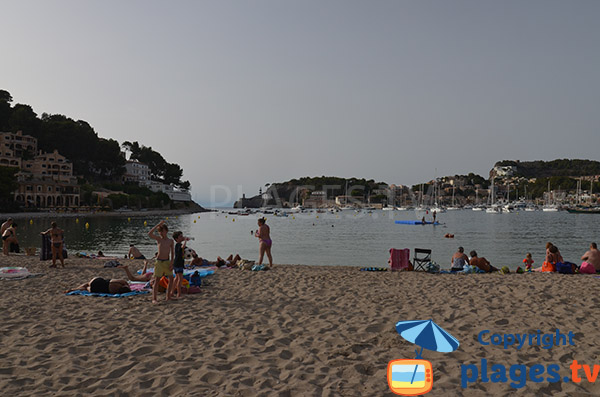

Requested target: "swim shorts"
[
  {"left": 173, "top": 267, "right": 184, "bottom": 274},
  {"left": 154, "top": 259, "right": 172, "bottom": 278}
]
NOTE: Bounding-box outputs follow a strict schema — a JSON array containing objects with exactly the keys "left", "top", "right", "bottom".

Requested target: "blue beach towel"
[{"left": 66, "top": 290, "right": 149, "bottom": 298}]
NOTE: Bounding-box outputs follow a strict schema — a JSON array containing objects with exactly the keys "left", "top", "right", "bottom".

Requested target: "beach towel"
[
  {"left": 360, "top": 267, "right": 388, "bottom": 271},
  {"left": 140, "top": 268, "right": 215, "bottom": 278},
  {"left": 388, "top": 248, "right": 411, "bottom": 271},
  {"left": 65, "top": 290, "right": 149, "bottom": 297}
]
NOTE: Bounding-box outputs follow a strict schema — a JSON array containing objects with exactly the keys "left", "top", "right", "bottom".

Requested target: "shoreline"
[{"left": 0, "top": 207, "right": 214, "bottom": 220}]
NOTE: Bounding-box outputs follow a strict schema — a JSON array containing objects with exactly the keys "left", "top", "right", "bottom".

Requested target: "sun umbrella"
[
  {"left": 395, "top": 319, "right": 459, "bottom": 385},
  {"left": 395, "top": 319, "right": 459, "bottom": 358}
]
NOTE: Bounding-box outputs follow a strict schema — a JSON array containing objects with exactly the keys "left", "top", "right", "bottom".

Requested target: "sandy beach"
[{"left": 1, "top": 255, "right": 600, "bottom": 396}]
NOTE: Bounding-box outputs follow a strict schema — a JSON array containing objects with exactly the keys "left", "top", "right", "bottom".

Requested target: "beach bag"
[
  {"left": 541, "top": 261, "right": 556, "bottom": 272},
  {"left": 580, "top": 262, "right": 596, "bottom": 274},
  {"left": 425, "top": 262, "right": 440, "bottom": 274},
  {"left": 556, "top": 262, "right": 576, "bottom": 274}
]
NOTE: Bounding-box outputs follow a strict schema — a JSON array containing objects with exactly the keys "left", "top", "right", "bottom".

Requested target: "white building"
[
  {"left": 123, "top": 160, "right": 151, "bottom": 185},
  {"left": 147, "top": 181, "right": 191, "bottom": 202}
]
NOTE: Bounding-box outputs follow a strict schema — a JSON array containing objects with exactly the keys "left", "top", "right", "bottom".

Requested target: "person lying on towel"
[{"left": 64, "top": 277, "right": 131, "bottom": 294}]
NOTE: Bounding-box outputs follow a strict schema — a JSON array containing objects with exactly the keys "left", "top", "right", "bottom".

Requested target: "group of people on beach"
[
  {"left": 449, "top": 242, "right": 600, "bottom": 274},
  {"left": 58, "top": 216, "right": 274, "bottom": 303},
  {"left": 2, "top": 219, "right": 65, "bottom": 268}
]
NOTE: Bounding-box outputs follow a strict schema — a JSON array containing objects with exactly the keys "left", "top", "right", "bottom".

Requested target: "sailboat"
[
  {"left": 472, "top": 189, "right": 484, "bottom": 211},
  {"left": 447, "top": 186, "right": 460, "bottom": 210},
  {"left": 486, "top": 177, "right": 502, "bottom": 213},
  {"left": 542, "top": 180, "right": 559, "bottom": 212}
]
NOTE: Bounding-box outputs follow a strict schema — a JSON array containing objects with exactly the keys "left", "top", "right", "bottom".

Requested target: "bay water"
[{"left": 9, "top": 210, "right": 600, "bottom": 270}]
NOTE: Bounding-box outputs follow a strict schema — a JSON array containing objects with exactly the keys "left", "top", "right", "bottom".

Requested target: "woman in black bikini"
[
  {"left": 64, "top": 277, "right": 131, "bottom": 294},
  {"left": 42, "top": 222, "right": 65, "bottom": 268}
]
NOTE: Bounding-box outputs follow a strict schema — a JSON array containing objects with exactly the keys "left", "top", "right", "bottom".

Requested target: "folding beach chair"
[
  {"left": 388, "top": 248, "right": 412, "bottom": 271},
  {"left": 413, "top": 248, "right": 432, "bottom": 272}
]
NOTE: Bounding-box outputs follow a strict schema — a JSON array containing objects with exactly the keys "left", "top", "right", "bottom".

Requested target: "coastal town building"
[
  {"left": 123, "top": 160, "right": 151, "bottom": 185},
  {"left": 147, "top": 181, "right": 191, "bottom": 202},
  {"left": 2, "top": 135, "right": 82, "bottom": 208},
  {"left": 0, "top": 130, "right": 38, "bottom": 157}
]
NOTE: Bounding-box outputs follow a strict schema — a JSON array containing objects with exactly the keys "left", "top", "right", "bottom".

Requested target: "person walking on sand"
[
  {"left": 148, "top": 220, "right": 174, "bottom": 304},
  {"left": 41, "top": 222, "right": 65, "bottom": 268},
  {"left": 581, "top": 243, "right": 600, "bottom": 273},
  {"left": 171, "top": 231, "right": 188, "bottom": 299},
  {"left": 255, "top": 217, "right": 273, "bottom": 267},
  {"left": 2, "top": 222, "right": 18, "bottom": 256}
]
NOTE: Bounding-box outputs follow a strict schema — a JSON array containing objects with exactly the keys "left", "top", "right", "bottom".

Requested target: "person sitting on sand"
[
  {"left": 469, "top": 250, "right": 498, "bottom": 273},
  {"left": 581, "top": 242, "right": 600, "bottom": 273},
  {"left": 450, "top": 246, "right": 469, "bottom": 271},
  {"left": 523, "top": 252, "right": 534, "bottom": 271},
  {"left": 2, "top": 222, "right": 18, "bottom": 256},
  {"left": 41, "top": 222, "right": 65, "bottom": 268},
  {"left": 539, "top": 244, "right": 563, "bottom": 272},
  {"left": 64, "top": 277, "right": 131, "bottom": 294},
  {"left": 128, "top": 244, "right": 146, "bottom": 260}
]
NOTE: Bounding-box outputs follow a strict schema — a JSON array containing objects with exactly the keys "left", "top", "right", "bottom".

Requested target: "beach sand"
[{"left": 1, "top": 256, "right": 600, "bottom": 396}]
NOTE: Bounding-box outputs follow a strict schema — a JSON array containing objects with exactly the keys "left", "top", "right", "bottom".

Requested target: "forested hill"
[
  {"left": 0, "top": 89, "right": 188, "bottom": 188},
  {"left": 496, "top": 159, "right": 600, "bottom": 178}
]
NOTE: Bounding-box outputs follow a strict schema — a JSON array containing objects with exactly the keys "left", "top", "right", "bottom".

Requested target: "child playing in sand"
[
  {"left": 523, "top": 252, "right": 534, "bottom": 271},
  {"left": 148, "top": 220, "right": 174, "bottom": 304},
  {"left": 171, "top": 231, "right": 188, "bottom": 299}
]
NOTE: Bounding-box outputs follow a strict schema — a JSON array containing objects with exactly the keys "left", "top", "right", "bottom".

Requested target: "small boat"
[
  {"left": 382, "top": 206, "right": 395, "bottom": 211},
  {"left": 566, "top": 207, "right": 600, "bottom": 214},
  {"left": 542, "top": 205, "right": 559, "bottom": 212}
]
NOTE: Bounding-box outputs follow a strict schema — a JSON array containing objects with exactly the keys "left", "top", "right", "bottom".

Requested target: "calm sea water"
[{"left": 8, "top": 209, "right": 600, "bottom": 269}]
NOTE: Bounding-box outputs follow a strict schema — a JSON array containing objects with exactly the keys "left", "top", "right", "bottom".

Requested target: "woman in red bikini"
[{"left": 255, "top": 218, "right": 273, "bottom": 268}]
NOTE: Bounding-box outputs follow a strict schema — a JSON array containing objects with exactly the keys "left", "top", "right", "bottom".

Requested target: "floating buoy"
[
  {"left": 166, "top": 217, "right": 169, "bottom": 220},
  {"left": 127, "top": 217, "right": 131, "bottom": 222},
  {"left": 144, "top": 221, "right": 148, "bottom": 226},
  {"left": 316, "top": 215, "right": 319, "bottom": 219},
  {"left": 232, "top": 218, "right": 235, "bottom": 222},
  {"left": 193, "top": 220, "right": 196, "bottom": 223},
  {"left": 85, "top": 222, "right": 90, "bottom": 229},
  {"left": 292, "top": 216, "right": 295, "bottom": 220},
  {"left": 75, "top": 218, "right": 79, "bottom": 223},
  {"left": 176, "top": 216, "right": 178, "bottom": 219},
  {"left": 29, "top": 219, "right": 33, "bottom": 225},
  {"left": 225, "top": 216, "right": 228, "bottom": 218}
]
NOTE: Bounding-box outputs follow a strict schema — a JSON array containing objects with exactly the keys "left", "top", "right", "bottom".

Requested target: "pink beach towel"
[
  {"left": 580, "top": 262, "right": 596, "bottom": 274},
  {"left": 389, "top": 248, "right": 411, "bottom": 271}
]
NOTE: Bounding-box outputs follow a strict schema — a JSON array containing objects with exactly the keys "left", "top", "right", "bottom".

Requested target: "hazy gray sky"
[{"left": 2, "top": 1, "right": 599, "bottom": 206}]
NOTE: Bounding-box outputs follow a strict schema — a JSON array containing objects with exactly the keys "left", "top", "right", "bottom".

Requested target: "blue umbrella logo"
[
  {"left": 393, "top": 319, "right": 459, "bottom": 390},
  {"left": 396, "top": 319, "right": 460, "bottom": 358}
]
